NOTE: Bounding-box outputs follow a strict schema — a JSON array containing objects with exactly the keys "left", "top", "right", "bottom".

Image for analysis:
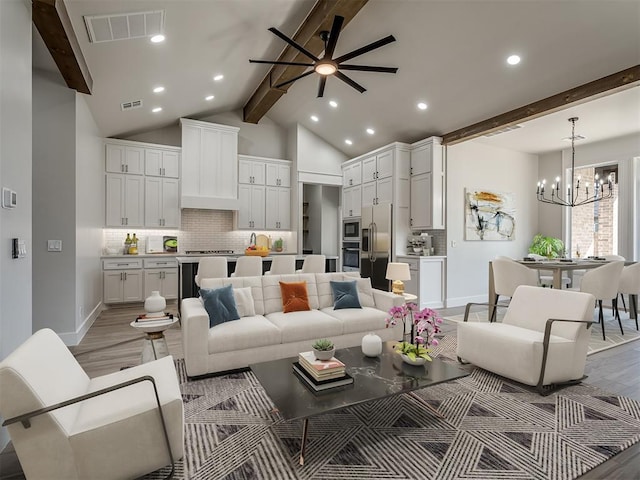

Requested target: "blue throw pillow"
[
  {"left": 330, "top": 280, "right": 362, "bottom": 310},
  {"left": 200, "top": 284, "right": 240, "bottom": 327}
]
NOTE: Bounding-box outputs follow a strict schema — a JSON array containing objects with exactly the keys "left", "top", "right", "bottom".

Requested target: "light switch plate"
[{"left": 47, "top": 240, "right": 62, "bottom": 252}]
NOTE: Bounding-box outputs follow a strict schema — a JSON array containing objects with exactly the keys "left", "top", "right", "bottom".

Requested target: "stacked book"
[
  {"left": 135, "top": 313, "right": 174, "bottom": 323},
  {"left": 293, "top": 351, "right": 353, "bottom": 392}
]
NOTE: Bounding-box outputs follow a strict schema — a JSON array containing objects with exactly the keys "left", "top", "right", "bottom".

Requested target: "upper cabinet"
[
  {"left": 410, "top": 137, "right": 445, "bottom": 230},
  {"left": 180, "top": 119, "right": 240, "bottom": 210},
  {"left": 105, "top": 143, "right": 144, "bottom": 175},
  {"left": 342, "top": 161, "right": 361, "bottom": 187},
  {"left": 266, "top": 162, "right": 290, "bottom": 187},
  {"left": 239, "top": 158, "right": 266, "bottom": 185},
  {"left": 145, "top": 149, "right": 180, "bottom": 178}
]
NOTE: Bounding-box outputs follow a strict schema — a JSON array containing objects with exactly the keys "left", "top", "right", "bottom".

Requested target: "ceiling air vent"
[
  {"left": 484, "top": 124, "right": 524, "bottom": 137},
  {"left": 121, "top": 100, "right": 143, "bottom": 111},
  {"left": 84, "top": 10, "right": 164, "bottom": 44}
]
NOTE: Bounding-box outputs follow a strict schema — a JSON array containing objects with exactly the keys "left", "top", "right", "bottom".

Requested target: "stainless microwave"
[{"left": 343, "top": 219, "right": 360, "bottom": 241}]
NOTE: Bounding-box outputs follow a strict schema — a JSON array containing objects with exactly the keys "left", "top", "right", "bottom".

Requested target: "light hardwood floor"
[{"left": 1, "top": 302, "right": 639, "bottom": 479}]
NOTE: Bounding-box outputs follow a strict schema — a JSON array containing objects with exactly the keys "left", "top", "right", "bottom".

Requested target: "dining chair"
[
  {"left": 615, "top": 262, "right": 640, "bottom": 330},
  {"left": 264, "top": 255, "right": 296, "bottom": 275},
  {"left": 578, "top": 260, "right": 625, "bottom": 340},
  {"left": 527, "top": 253, "right": 572, "bottom": 288},
  {"left": 232, "top": 255, "right": 263, "bottom": 277},
  {"left": 195, "top": 256, "right": 228, "bottom": 285},
  {"left": 491, "top": 257, "right": 539, "bottom": 321},
  {"left": 296, "top": 254, "right": 326, "bottom": 273}
]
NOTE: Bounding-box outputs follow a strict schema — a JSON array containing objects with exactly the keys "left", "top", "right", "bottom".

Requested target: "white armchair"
[
  {"left": 457, "top": 285, "right": 595, "bottom": 395},
  {"left": 0, "top": 329, "right": 184, "bottom": 479}
]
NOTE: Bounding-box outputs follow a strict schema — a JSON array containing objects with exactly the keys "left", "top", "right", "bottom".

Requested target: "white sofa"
[{"left": 181, "top": 272, "right": 404, "bottom": 377}]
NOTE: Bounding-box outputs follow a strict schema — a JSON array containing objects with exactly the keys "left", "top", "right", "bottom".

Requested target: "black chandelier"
[{"left": 536, "top": 117, "right": 613, "bottom": 207}]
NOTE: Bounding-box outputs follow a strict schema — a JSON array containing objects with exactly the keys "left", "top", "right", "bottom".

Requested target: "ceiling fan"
[{"left": 249, "top": 15, "right": 398, "bottom": 97}]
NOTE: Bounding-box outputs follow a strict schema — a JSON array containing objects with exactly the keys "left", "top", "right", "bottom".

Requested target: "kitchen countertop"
[
  {"left": 101, "top": 253, "right": 339, "bottom": 262},
  {"left": 176, "top": 254, "right": 339, "bottom": 264},
  {"left": 396, "top": 254, "right": 447, "bottom": 259}
]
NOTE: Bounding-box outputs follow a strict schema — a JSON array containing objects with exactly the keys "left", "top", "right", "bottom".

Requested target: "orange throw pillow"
[{"left": 279, "top": 281, "right": 311, "bottom": 313}]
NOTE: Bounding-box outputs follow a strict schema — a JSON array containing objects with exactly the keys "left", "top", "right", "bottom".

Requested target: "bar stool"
[
  {"left": 232, "top": 256, "right": 263, "bottom": 277},
  {"left": 195, "top": 257, "right": 228, "bottom": 286},
  {"left": 265, "top": 255, "right": 296, "bottom": 275},
  {"left": 296, "top": 255, "right": 326, "bottom": 273}
]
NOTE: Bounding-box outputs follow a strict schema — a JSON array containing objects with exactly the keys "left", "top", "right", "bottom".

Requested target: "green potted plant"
[
  {"left": 273, "top": 238, "right": 283, "bottom": 252},
  {"left": 529, "top": 234, "right": 565, "bottom": 259},
  {"left": 312, "top": 338, "right": 335, "bottom": 361}
]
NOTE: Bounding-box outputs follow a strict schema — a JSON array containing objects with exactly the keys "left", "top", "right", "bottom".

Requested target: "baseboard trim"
[
  {"left": 446, "top": 294, "right": 487, "bottom": 309},
  {"left": 58, "top": 302, "right": 104, "bottom": 346}
]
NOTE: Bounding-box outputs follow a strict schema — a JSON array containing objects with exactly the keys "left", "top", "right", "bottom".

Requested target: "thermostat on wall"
[{"left": 2, "top": 188, "right": 17, "bottom": 208}]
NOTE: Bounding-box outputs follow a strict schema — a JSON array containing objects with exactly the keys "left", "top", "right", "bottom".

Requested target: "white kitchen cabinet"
[
  {"left": 143, "top": 258, "right": 179, "bottom": 300},
  {"left": 342, "top": 184, "right": 362, "bottom": 218},
  {"left": 144, "top": 177, "right": 180, "bottom": 227},
  {"left": 409, "top": 137, "right": 445, "bottom": 230},
  {"left": 238, "top": 184, "right": 266, "bottom": 229},
  {"left": 180, "top": 118, "right": 239, "bottom": 210},
  {"left": 239, "top": 158, "right": 266, "bottom": 185},
  {"left": 361, "top": 176, "right": 393, "bottom": 207},
  {"left": 342, "top": 161, "right": 362, "bottom": 187},
  {"left": 103, "top": 269, "right": 143, "bottom": 304},
  {"left": 265, "top": 186, "right": 290, "bottom": 230},
  {"left": 396, "top": 255, "right": 446, "bottom": 309},
  {"left": 362, "top": 150, "right": 393, "bottom": 183},
  {"left": 105, "top": 143, "right": 144, "bottom": 175},
  {"left": 266, "top": 162, "right": 290, "bottom": 187},
  {"left": 145, "top": 148, "right": 180, "bottom": 178},
  {"left": 105, "top": 173, "right": 144, "bottom": 227}
]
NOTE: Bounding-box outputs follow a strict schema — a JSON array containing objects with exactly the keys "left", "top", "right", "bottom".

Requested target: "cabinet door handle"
[
  {"left": 410, "top": 218, "right": 413, "bottom": 226},
  {"left": 125, "top": 164, "right": 129, "bottom": 173},
  {"left": 410, "top": 166, "right": 413, "bottom": 175},
  {"left": 349, "top": 179, "right": 353, "bottom": 186},
  {"left": 372, "top": 172, "right": 375, "bottom": 180},
  {"left": 124, "top": 272, "right": 127, "bottom": 281},
  {"left": 120, "top": 272, "right": 123, "bottom": 280},
  {"left": 121, "top": 164, "right": 125, "bottom": 173}
]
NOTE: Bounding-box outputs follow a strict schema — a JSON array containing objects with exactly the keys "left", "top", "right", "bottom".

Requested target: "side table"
[{"left": 130, "top": 317, "right": 179, "bottom": 363}]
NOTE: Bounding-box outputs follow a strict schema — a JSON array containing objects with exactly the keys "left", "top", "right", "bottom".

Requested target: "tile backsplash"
[{"left": 103, "top": 209, "right": 296, "bottom": 254}]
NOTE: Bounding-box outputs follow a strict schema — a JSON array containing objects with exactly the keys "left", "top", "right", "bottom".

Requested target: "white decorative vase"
[
  {"left": 361, "top": 332, "right": 382, "bottom": 357},
  {"left": 144, "top": 291, "right": 166, "bottom": 317},
  {"left": 401, "top": 354, "right": 427, "bottom": 366}
]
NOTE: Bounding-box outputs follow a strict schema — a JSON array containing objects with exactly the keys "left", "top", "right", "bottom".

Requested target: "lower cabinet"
[
  {"left": 104, "top": 270, "right": 144, "bottom": 303},
  {"left": 396, "top": 255, "right": 446, "bottom": 309},
  {"left": 103, "top": 257, "right": 178, "bottom": 304},
  {"left": 143, "top": 258, "right": 178, "bottom": 300}
]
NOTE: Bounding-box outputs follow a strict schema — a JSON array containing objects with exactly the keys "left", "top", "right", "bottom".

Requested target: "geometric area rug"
[{"left": 144, "top": 337, "right": 640, "bottom": 480}]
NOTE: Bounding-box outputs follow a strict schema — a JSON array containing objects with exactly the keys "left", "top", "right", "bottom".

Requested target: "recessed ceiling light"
[
  {"left": 366, "top": 128, "right": 375, "bottom": 135},
  {"left": 417, "top": 102, "right": 428, "bottom": 110},
  {"left": 153, "top": 86, "right": 165, "bottom": 93},
  {"left": 205, "top": 95, "right": 214, "bottom": 101},
  {"left": 213, "top": 74, "right": 224, "bottom": 81},
  {"left": 507, "top": 54, "right": 521, "bottom": 65},
  {"left": 329, "top": 100, "right": 338, "bottom": 108},
  {"left": 345, "top": 139, "right": 353, "bottom": 145},
  {"left": 310, "top": 115, "right": 319, "bottom": 122},
  {"left": 150, "top": 34, "right": 165, "bottom": 43},
  {"left": 151, "top": 107, "right": 162, "bottom": 113}
]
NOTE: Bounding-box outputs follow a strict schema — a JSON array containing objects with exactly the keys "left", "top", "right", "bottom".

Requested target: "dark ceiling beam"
[
  {"left": 243, "top": 0, "right": 368, "bottom": 124},
  {"left": 32, "top": 0, "right": 92, "bottom": 94},
  {"left": 442, "top": 65, "right": 640, "bottom": 145}
]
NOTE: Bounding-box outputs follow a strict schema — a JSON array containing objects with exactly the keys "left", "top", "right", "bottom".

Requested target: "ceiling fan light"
[{"left": 315, "top": 61, "right": 337, "bottom": 76}]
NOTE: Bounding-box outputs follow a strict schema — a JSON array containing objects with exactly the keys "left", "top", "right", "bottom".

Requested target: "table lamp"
[{"left": 385, "top": 262, "right": 411, "bottom": 295}]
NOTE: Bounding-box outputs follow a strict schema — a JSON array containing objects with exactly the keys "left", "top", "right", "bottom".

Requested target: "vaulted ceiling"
[{"left": 35, "top": 0, "right": 640, "bottom": 157}]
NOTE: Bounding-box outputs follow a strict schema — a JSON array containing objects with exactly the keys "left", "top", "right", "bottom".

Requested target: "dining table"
[{"left": 488, "top": 258, "right": 638, "bottom": 319}]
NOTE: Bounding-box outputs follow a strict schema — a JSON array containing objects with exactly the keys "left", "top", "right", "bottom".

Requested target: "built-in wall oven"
[{"left": 342, "top": 241, "right": 360, "bottom": 272}]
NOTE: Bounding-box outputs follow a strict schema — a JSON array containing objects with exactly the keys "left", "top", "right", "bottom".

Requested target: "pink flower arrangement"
[{"left": 386, "top": 303, "right": 443, "bottom": 361}]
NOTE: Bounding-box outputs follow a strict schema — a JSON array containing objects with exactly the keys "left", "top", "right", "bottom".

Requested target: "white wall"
[
  {"left": 32, "top": 70, "right": 77, "bottom": 336},
  {"left": 445, "top": 141, "right": 539, "bottom": 307},
  {"left": 75, "top": 94, "right": 104, "bottom": 334},
  {"left": 125, "top": 110, "right": 288, "bottom": 159},
  {"left": 537, "top": 150, "right": 563, "bottom": 237},
  {"left": 295, "top": 124, "right": 347, "bottom": 177},
  {"left": 320, "top": 186, "right": 340, "bottom": 256},
  {"left": 0, "top": 0, "right": 32, "bottom": 451}
]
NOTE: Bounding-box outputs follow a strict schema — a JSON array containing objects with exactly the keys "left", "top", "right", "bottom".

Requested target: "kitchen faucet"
[{"left": 249, "top": 232, "right": 256, "bottom": 246}]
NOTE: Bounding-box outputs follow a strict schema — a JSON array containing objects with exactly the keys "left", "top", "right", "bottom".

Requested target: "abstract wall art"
[{"left": 465, "top": 189, "right": 515, "bottom": 241}]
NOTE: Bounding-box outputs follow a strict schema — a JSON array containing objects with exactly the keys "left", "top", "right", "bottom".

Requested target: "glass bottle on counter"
[
  {"left": 124, "top": 233, "right": 132, "bottom": 255},
  {"left": 129, "top": 233, "right": 138, "bottom": 255}
]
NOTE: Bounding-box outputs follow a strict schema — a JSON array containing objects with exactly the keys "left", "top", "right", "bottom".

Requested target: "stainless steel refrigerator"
[{"left": 360, "top": 204, "right": 392, "bottom": 291}]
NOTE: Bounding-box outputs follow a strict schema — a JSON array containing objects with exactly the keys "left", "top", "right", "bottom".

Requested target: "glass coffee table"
[{"left": 250, "top": 341, "right": 470, "bottom": 465}]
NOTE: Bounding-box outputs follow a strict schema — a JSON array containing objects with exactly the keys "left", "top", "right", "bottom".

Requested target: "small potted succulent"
[
  {"left": 273, "top": 238, "right": 284, "bottom": 252},
  {"left": 312, "top": 338, "right": 335, "bottom": 361}
]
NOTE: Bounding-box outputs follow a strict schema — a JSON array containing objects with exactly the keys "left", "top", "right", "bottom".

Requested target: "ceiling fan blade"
[
  {"left": 317, "top": 76, "right": 327, "bottom": 98},
  {"left": 323, "top": 15, "right": 344, "bottom": 59},
  {"left": 273, "top": 69, "right": 314, "bottom": 89},
  {"left": 339, "top": 64, "right": 398, "bottom": 73},
  {"left": 334, "top": 71, "right": 366, "bottom": 93},
  {"left": 249, "top": 59, "right": 314, "bottom": 67},
  {"left": 268, "top": 27, "right": 319, "bottom": 62},
  {"left": 334, "top": 35, "right": 396, "bottom": 64}
]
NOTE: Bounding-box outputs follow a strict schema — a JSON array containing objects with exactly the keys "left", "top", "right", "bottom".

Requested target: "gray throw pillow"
[
  {"left": 200, "top": 284, "right": 240, "bottom": 327},
  {"left": 330, "top": 280, "right": 362, "bottom": 310}
]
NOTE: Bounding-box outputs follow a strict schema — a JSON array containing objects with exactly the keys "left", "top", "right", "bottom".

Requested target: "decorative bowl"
[
  {"left": 401, "top": 354, "right": 427, "bottom": 366},
  {"left": 245, "top": 249, "right": 269, "bottom": 257},
  {"left": 313, "top": 347, "right": 335, "bottom": 361}
]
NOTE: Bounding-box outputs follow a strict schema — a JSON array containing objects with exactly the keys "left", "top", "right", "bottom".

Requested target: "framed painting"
[{"left": 465, "top": 189, "right": 515, "bottom": 241}]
